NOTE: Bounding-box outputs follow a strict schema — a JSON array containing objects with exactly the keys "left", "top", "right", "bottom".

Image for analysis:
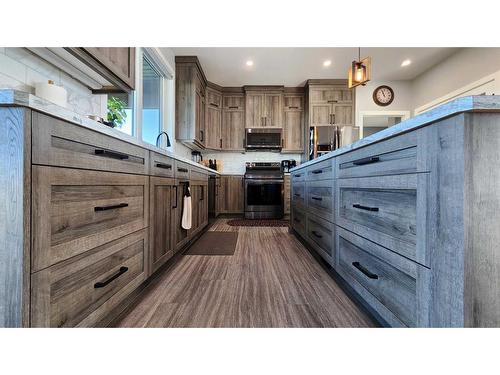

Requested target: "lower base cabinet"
[{"left": 149, "top": 177, "right": 176, "bottom": 275}]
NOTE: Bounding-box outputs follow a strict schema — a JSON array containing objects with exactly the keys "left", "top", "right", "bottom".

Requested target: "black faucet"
[{"left": 155, "top": 131, "right": 171, "bottom": 148}]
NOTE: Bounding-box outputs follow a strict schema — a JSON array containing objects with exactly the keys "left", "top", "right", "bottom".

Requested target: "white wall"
[
  {"left": 412, "top": 48, "right": 500, "bottom": 110},
  {"left": 355, "top": 80, "right": 414, "bottom": 122},
  {"left": 0, "top": 48, "right": 107, "bottom": 117}
]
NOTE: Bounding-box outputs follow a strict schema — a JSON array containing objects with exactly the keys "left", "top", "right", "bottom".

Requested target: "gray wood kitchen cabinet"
[
  {"left": 283, "top": 93, "right": 304, "bottom": 152},
  {"left": 66, "top": 47, "right": 136, "bottom": 93},
  {"left": 245, "top": 87, "right": 284, "bottom": 128},
  {"left": 175, "top": 56, "right": 207, "bottom": 150},
  {"left": 291, "top": 97, "right": 500, "bottom": 327}
]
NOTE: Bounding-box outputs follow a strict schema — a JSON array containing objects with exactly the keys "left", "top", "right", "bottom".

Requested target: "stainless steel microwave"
[{"left": 245, "top": 128, "right": 282, "bottom": 151}]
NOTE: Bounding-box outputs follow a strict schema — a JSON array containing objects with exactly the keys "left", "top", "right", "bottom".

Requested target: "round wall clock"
[{"left": 373, "top": 85, "right": 394, "bottom": 106}]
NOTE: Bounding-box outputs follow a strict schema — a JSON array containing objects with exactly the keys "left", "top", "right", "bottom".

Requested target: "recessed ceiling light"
[
  {"left": 401, "top": 59, "right": 411, "bottom": 67},
  {"left": 323, "top": 60, "right": 332, "bottom": 67},
  {"left": 246, "top": 60, "right": 254, "bottom": 66}
]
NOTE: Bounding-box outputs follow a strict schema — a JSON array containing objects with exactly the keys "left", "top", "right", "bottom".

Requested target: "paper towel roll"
[{"left": 35, "top": 80, "right": 67, "bottom": 108}]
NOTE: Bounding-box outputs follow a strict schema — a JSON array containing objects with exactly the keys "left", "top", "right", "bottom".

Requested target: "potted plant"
[{"left": 106, "top": 96, "right": 127, "bottom": 128}]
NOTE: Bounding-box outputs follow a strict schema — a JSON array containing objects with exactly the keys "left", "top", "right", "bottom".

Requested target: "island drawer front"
[
  {"left": 336, "top": 227, "right": 428, "bottom": 327},
  {"left": 291, "top": 169, "right": 306, "bottom": 182},
  {"left": 306, "top": 214, "right": 335, "bottom": 265},
  {"left": 150, "top": 152, "right": 174, "bottom": 178},
  {"left": 291, "top": 181, "right": 306, "bottom": 208},
  {"left": 291, "top": 206, "right": 307, "bottom": 237},
  {"left": 336, "top": 131, "right": 423, "bottom": 178},
  {"left": 31, "top": 230, "right": 147, "bottom": 328},
  {"left": 306, "top": 179, "right": 334, "bottom": 223},
  {"left": 174, "top": 160, "right": 191, "bottom": 179},
  {"left": 336, "top": 174, "right": 429, "bottom": 266},
  {"left": 32, "top": 166, "right": 149, "bottom": 272},
  {"left": 32, "top": 112, "right": 149, "bottom": 175},
  {"left": 191, "top": 168, "right": 209, "bottom": 181},
  {"left": 306, "top": 159, "right": 334, "bottom": 180}
]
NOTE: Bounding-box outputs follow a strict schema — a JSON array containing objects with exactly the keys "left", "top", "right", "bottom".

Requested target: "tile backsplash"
[
  {"left": 202, "top": 151, "right": 303, "bottom": 174},
  {"left": 0, "top": 48, "right": 107, "bottom": 117}
]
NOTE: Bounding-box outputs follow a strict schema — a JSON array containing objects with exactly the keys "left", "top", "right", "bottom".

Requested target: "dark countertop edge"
[
  {"left": 290, "top": 95, "right": 500, "bottom": 172},
  {"left": 0, "top": 89, "right": 220, "bottom": 176}
]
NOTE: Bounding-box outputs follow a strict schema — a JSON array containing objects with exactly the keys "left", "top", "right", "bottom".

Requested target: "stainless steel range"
[{"left": 244, "top": 162, "right": 284, "bottom": 219}]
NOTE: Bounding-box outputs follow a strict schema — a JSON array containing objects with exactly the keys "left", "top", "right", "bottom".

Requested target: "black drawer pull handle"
[
  {"left": 172, "top": 186, "right": 178, "bottom": 208},
  {"left": 294, "top": 174, "right": 302, "bottom": 178},
  {"left": 94, "top": 266, "right": 129, "bottom": 288},
  {"left": 94, "top": 203, "right": 128, "bottom": 212},
  {"left": 94, "top": 149, "right": 129, "bottom": 160},
  {"left": 177, "top": 168, "right": 189, "bottom": 173},
  {"left": 288, "top": 106, "right": 299, "bottom": 109},
  {"left": 294, "top": 193, "right": 301, "bottom": 197},
  {"left": 228, "top": 106, "right": 239, "bottom": 109},
  {"left": 311, "top": 169, "right": 323, "bottom": 174},
  {"left": 311, "top": 230, "right": 323, "bottom": 238},
  {"left": 352, "top": 156, "right": 380, "bottom": 166},
  {"left": 353, "top": 204, "right": 379, "bottom": 212},
  {"left": 327, "top": 100, "right": 338, "bottom": 103},
  {"left": 156, "top": 162, "right": 172, "bottom": 169},
  {"left": 210, "top": 102, "right": 219, "bottom": 107},
  {"left": 352, "top": 262, "right": 378, "bottom": 280},
  {"left": 311, "top": 196, "right": 323, "bottom": 201}
]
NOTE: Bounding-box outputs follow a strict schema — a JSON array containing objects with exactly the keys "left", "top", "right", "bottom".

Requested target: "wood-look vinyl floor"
[{"left": 114, "top": 219, "right": 376, "bottom": 328}]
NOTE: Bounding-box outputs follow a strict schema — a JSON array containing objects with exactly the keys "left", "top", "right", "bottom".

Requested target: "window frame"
[{"left": 133, "top": 47, "right": 174, "bottom": 146}]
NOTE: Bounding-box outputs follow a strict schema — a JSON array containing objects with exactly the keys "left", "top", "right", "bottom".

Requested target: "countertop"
[
  {"left": 0, "top": 89, "right": 220, "bottom": 175},
  {"left": 290, "top": 95, "right": 500, "bottom": 172}
]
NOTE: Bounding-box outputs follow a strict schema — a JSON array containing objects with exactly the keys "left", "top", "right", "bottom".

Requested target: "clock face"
[{"left": 373, "top": 85, "right": 394, "bottom": 106}]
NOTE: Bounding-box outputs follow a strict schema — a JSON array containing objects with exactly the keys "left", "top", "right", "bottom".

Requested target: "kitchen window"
[{"left": 107, "top": 48, "right": 173, "bottom": 146}]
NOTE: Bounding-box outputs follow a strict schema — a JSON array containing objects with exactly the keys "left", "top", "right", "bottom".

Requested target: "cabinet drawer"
[
  {"left": 150, "top": 152, "right": 174, "bottom": 177},
  {"left": 306, "top": 214, "right": 335, "bottom": 264},
  {"left": 174, "top": 160, "right": 191, "bottom": 179},
  {"left": 336, "top": 227, "right": 430, "bottom": 327},
  {"left": 32, "top": 166, "right": 149, "bottom": 272},
  {"left": 191, "top": 167, "right": 208, "bottom": 181},
  {"left": 291, "top": 169, "right": 306, "bottom": 182},
  {"left": 31, "top": 230, "right": 147, "bottom": 327},
  {"left": 291, "top": 181, "right": 306, "bottom": 208},
  {"left": 336, "top": 130, "right": 426, "bottom": 178},
  {"left": 306, "top": 159, "right": 334, "bottom": 180},
  {"left": 336, "top": 174, "right": 429, "bottom": 266},
  {"left": 291, "top": 206, "right": 306, "bottom": 237},
  {"left": 32, "top": 112, "right": 149, "bottom": 175},
  {"left": 306, "top": 179, "right": 334, "bottom": 223}
]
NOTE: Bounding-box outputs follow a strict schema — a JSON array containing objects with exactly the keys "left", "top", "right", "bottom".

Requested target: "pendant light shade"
[{"left": 348, "top": 48, "right": 371, "bottom": 88}]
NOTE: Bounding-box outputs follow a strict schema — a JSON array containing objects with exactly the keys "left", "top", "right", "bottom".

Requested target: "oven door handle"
[{"left": 245, "top": 179, "right": 284, "bottom": 184}]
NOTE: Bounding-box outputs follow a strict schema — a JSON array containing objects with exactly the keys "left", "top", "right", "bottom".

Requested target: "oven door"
[{"left": 245, "top": 179, "right": 284, "bottom": 219}]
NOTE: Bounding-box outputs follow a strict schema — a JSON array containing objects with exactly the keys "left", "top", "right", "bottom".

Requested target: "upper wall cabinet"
[
  {"left": 282, "top": 92, "right": 304, "bottom": 153},
  {"left": 65, "top": 48, "right": 136, "bottom": 93},
  {"left": 221, "top": 93, "right": 245, "bottom": 151},
  {"left": 205, "top": 86, "right": 222, "bottom": 150},
  {"left": 175, "top": 56, "right": 207, "bottom": 150},
  {"left": 245, "top": 87, "right": 284, "bottom": 128},
  {"left": 308, "top": 83, "right": 355, "bottom": 127}
]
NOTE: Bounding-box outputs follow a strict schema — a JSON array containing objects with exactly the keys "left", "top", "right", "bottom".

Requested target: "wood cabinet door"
[
  {"left": 283, "top": 110, "right": 304, "bottom": 152},
  {"left": 310, "top": 104, "right": 332, "bottom": 126},
  {"left": 149, "top": 177, "right": 175, "bottom": 275},
  {"left": 264, "top": 93, "right": 283, "bottom": 127},
  {"left": 245, "top": 94, "right": 264, "bottom": 127},
  {"left": 81, "top": 47, "right": 135, "bottom": 90},
  {"left": 221, "top": 176, "right": 244, "bottom": 213},
  {"left": 195, "top": 88, "right": 206, "bottom": 146},
  {"left": 205, "top": 105, "right": 221, "bottom": 149},
  {"left": 310, "top": 86, "right": 342, "bottom": 103},
  {"left": 222, "top": 110, "right": 245, "bottom": 150},
  {"left": 332, "top": 104, "right": 354, "bottom": 126}
]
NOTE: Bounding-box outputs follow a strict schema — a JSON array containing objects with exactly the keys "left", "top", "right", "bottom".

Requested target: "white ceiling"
[{"left": 171, "top": 47, "right": 459, "bottom": 86}]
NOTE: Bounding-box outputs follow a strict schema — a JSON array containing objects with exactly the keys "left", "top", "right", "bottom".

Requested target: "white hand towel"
[{"left": 181, "top": 187, "right": 192, "bottom": 230}]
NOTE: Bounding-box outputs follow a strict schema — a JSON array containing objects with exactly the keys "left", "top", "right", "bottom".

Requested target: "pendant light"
[{"left": 348, "top": 47, "right": 371, "bottom": 88}]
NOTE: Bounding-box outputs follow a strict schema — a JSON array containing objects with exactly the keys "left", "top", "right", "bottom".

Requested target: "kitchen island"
[{"left": 291, "top": 95, "right": 500, "bottom": 327}]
